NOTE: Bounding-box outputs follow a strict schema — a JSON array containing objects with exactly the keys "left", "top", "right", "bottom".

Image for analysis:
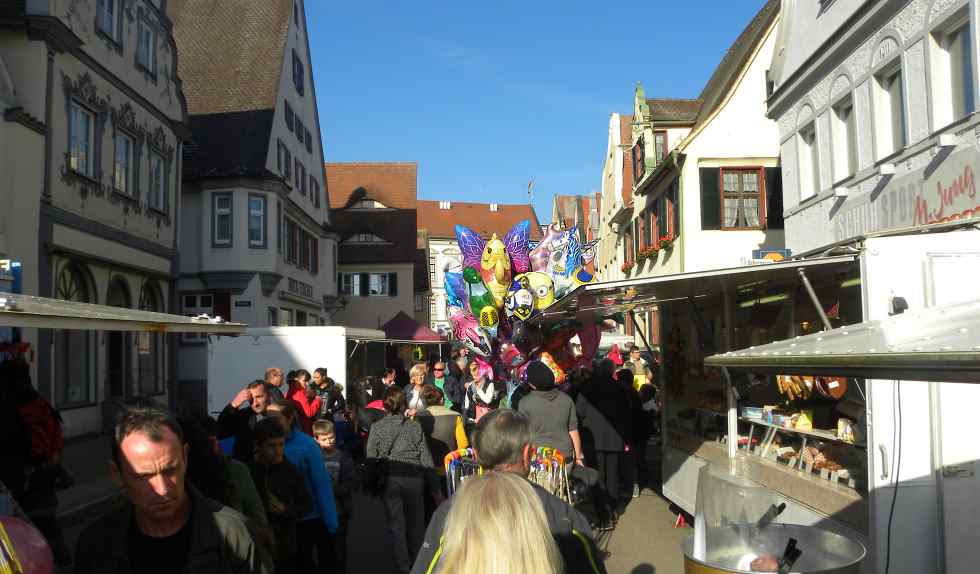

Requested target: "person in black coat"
[{"left": 575, "top": 359, "right": 632, "bottom": 529}]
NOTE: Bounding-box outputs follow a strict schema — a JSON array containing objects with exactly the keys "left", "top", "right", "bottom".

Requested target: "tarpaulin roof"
[
  {"left": 382, "top": 311, "right": 444, "bottom": 342},
  {"left": 705, "top": 298, "right": 980, "bottom": 383},
  {"left": 0, "top": 292, "right": 246, "bottom": 334}
]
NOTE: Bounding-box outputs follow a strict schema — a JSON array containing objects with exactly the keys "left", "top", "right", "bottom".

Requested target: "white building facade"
[
  {"left": 768, "top": 2, "right": 980, "bottom": 573},
  {"left": 0, "top": 0, "right": 187, "bottom": 435},
  {"left": 170, "top": 0, "right": 337, "bottom": 411}
]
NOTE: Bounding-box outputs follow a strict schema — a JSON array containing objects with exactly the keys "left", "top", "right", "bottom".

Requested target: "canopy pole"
[
  {"left": 722, "top": 367, "right": 739, "bottom": 464},
  {"left": 629, "top": 309, "right": 657, "bottom": 359},
  {"left": 798, "top": 268, "right": 833, "bottom": 331}
]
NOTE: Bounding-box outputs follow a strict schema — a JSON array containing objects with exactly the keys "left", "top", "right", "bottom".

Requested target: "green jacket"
[{"left": 73, "top": 487, "right": 273, "bottom": 574}]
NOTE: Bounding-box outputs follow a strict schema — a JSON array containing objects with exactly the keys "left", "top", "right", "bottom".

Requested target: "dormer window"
[
  {"left": 489, "top": 203, "right": 499, "bottom": 212},
  {"left": 439, "top": 201, "right": 451, "bottom": 210},
  {"left": 343, "top": 233, "right": 391, "bottom": 245},
  {"left": 349, "top": 199, "right": 389, "bottom": 209}
]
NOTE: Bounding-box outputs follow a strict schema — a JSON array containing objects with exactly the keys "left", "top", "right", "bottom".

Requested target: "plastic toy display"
[{"left": 447, "top": 220, "right": 602, "bottom": 387}]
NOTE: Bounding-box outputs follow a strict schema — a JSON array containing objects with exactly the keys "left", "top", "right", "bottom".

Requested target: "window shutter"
[
  {"left": 359, "top": 273, "right": 369, "bottom": 296},
  {"left": 699, "top": 168, "right": 721, "bottom": 230},
  {"left": 389, "top": 272, "right": 398, "bottom": 297},
  {"left": 765, "top": 167, "right": 784, "bottom": 229}
]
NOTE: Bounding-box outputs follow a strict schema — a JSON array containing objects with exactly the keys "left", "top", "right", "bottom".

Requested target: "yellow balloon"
[{"left": 479, "top": 305, "right": 500, "bottom": 328}]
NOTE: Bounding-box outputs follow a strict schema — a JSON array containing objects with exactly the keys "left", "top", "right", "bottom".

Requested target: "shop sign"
[
  {"left": 834, "top": 147, "right": 980, "bottom": 241},
  {"left": 234, "top": 300, "right": 252, "bottom": 308},
  {"left": 741, "top": 249, "right": 792, "bottom": 266}
]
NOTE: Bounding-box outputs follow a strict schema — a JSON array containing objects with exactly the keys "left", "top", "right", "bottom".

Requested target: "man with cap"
[{"left": 517, "top": 360, "right": 584, "bottom": 468}]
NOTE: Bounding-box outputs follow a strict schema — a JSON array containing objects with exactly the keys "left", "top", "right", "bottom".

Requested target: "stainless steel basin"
[{"left": 683, "top": 524, "right": 866, "bottom": 574}]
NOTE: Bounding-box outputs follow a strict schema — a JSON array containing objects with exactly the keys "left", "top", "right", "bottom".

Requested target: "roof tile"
[
  {"left": 325, "top": 163, "right": 418, "bottom": 210},
  {"left": 417, "top": 201, "right": 543, "bottom": 241}
]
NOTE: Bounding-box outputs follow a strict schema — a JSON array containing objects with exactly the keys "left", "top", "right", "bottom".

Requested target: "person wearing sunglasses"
[{"left": 422, "top": 361, "right": 464, "bottom": 414}]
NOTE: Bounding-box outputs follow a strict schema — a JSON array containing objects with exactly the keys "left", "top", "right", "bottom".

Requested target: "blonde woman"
[
  {"left": 406, "top": 362, "right": 428, "bottom": 415},
  {"left": 437, "top": 472, "right": 562, "bottom": 574}
]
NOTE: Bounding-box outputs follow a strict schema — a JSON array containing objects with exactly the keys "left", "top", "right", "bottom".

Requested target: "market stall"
[
  {"left": 705, "top": 297, "right": 980, "bottom": 574},
  {"left": 532, "top": 254, "right": 863, "bottom": 521}
]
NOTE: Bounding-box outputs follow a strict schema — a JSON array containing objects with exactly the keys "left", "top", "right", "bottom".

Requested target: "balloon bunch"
[{"left": 447, "top": 220, "right": 602, "bottom": 385}]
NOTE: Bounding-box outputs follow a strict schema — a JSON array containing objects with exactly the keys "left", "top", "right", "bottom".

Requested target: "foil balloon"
[
  {"left": 449, "top": 306, "right": 492, "bottom": 357},
  {"left": 456, "top": 221, "right": 532, "bottom": 308},
  {"left": 537, "top": 351, "right": 566, "bottom": 385},
  {"left": 529, "top": 223, "right": 562, "bottom": 272},
  {"left": 444, "top": 271, "right": 466, "bottom": 309},
  {"left": 499, "top": 341, "right": 529, "bottom": 369},
  {"left": 480, "top": 233, "right": 512, "bottom": 308},
  {"left": 504, "top": 279, "right": 535, "bottom": 322},
  {"left": 516, "top": 272, "right": 555, "bottom": 310},
  {"left": 547, "top": 226, "right": 582, "bottom": 280},
  {"left": 478, "top": 305, "right": 500, "bottom": 338},
  {"left": 463, "top": 267, "right": 495, "bottom": 313},
  {"left": 580, "top": 239, "right": 599, "bottom": 273}
]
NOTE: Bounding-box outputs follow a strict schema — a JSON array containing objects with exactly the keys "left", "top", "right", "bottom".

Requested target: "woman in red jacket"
[{"left": 286, "top": 369, "right": 321, "bottom": 434}]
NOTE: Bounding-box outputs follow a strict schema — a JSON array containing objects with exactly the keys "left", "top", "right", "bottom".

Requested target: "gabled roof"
[
  {"left": 691, "top": 0, "right": 780, "bottom": 131},
  {"left": 325, "top": 163, "right": 418, "bottom": 210},
  {"left": 644, "top": 99, "right": 702, "bottom": 124},
  {"left": 169, "top": 0, "right": 291, "bottom": 115},
  {"left": 332, "top": 208, "right": 419, "bottom": 264},
  {"left": 418, "top": 201, "right": 543, "bottom": 241}
]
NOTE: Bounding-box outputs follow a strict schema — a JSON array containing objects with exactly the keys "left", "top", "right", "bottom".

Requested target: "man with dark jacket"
[
  {"left": 422, "top": 360, "right": 464, "bottom": 413},
  {"left": 218, "top": 381, "right": 271, "bottom": 463},
  {"left": 576, "top": 360, "right": 632, "bottom": 529},
  {"left": 74, "top": 407, "right": 271, "bottom": 574},
  {"left": 411, "top": 409, "right": 606, "bottom": 574}
]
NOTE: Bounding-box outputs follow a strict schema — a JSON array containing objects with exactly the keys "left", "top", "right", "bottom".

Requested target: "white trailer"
[{"left": 206, "top": 326, "right": 388, "bottom": 415}]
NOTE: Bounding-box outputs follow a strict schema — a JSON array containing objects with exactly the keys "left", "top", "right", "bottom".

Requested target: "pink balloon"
[{"left": 0, "top": 516, "right": 55, "bottom": 574}]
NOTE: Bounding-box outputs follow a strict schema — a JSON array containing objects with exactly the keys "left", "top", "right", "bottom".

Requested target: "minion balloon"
[{"left": 516, "top": 272, "right": 555, "bottom": 311}]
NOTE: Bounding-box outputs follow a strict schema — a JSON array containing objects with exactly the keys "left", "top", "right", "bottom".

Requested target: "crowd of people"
[{"left": 0, "top": 342, "right": 660, "bottom": 574}]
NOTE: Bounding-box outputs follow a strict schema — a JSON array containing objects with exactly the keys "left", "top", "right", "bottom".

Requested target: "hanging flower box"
[
  {"left": 621, "top": 260, "right": 635, "bottom": 274},
  {"left": 658, "top": 234, "right": 676, "bottom": 250}
]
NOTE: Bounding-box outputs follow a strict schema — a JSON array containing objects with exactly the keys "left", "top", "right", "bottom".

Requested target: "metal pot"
[{"left": 683, "top": 524, "right": 866, "bottom": 574}]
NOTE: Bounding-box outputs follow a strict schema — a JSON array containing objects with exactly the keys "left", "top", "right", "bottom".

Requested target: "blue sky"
[{"left": 309, "top": 1, "right": 768, "bottom": 222}]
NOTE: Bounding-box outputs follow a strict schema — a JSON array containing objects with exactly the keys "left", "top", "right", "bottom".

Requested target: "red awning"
[{"left": 382, "top": 311, "right": 444, "bottom": 342}]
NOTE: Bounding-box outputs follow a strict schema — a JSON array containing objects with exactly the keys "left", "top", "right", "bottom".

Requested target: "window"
[
  {"left": 137, "top": 284, "right": 164, "bottom": 395},
  {"left": 69, "top": 102, "right": 95, "bottom": 177},
  {"left": 311, "top": 177, "right": 321, "bottom": 208},
  {"left": 284, "top": 217, "right": 318, "bottom": 272},
  {"left": 305, "top": 128, "right": 313, "bottom": 153},
  {"left": 339, "top": 272, "right": 398, "bottom": 297},
  {"left": 137, "top": 19, "right": 156, "bottom": 73},
  {"left": 277, "top": 140, "right": 291, "bottom": 180},
  {"left": 654, "top": 131, "right": 668, "bottom": 165},
  {"left": 294, "top": 1, "right": 300, "bottom": 25},
  {"left": 212, "top": 193, "right": 232, "bottom": 246},
  {"left": 292, "top": 50, "right": 305, "bottom": 95},
  {"left": 632, "top": 136, "right": 645, "bottom": 186},
  {"left": 295, "top": 118, "right": 304, "bottom": 144},
  {"left": 248, "top": 195, "right": 267, "bottom": 247},
  {"left": 721, "top": 168, "right": 763, "bottom": 229},
  {"left": 624, "top": 224, "right": 634, "bottom": 262},
  {"left": 932, "top": 17, "right": 974, "bottom": 128},
  {"left": 148, "top": 152, "right": 165, "bottom": 211},
  {"left": 343, "top": 233, "right": 389, "bottom": 244},
  {"left": 874, "top": 64, "right": 906, "bottom": 159},
  {"left": 113, "top": 132, "right": 133, "bottom": 194},
  {"left": 642, "top": 206, "right": 653, "bottom": 247},
  {"left": 295, "top": 160, "right": 306, "bottom": 196},
  {"left": 285, "top": 101, "right": 294, "bottom": 131},
  {"left": 831, "top": 96, "right": 857, "bottom": 180},
  {"left": 96, "top": 0, "right": 118, "bottom": 40},
  {"left": 797, "top": 122, "right": 819, "bottom": 200},
  {"left": 55, "top": 263, "right": 94, "bottom": 405}
]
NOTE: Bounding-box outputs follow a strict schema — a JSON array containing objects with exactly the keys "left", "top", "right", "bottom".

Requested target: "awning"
[
  {"left": 0, "top": 292, "right": 247, "bottom": 334},
  {"left": 705, "top": 298, "right": 980, "bottom": 383},
  {"left": 535, "top": 255, "right": 858, "bottom": 324},
  {"left": 382, "top": 311, "right": 445, "bottom": 342}
]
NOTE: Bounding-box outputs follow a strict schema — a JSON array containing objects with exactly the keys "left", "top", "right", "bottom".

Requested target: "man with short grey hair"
[
  {"left": 411, "top": 409, "right": 606, "bottom": 574},
  {"left": 74, "top": 407, "right": 272, "bottom": 574}
]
